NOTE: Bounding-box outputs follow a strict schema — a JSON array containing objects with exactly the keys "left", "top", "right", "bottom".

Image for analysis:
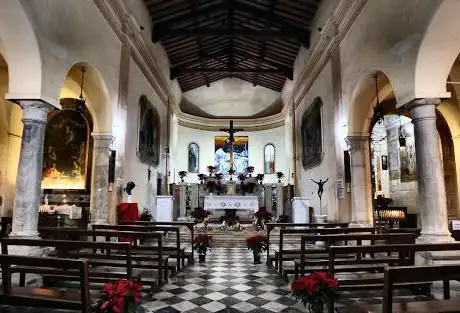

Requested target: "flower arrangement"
[
  {"left": 254, "top": 209, "right": 272, "bottom": 220},
  {"left": 207, "top": 165, "right": 217, "bottom": 176},
  {"left": 215, "top": 173, "right": 224, "bottom": 182},
  {"left": 190, "top": 207, "right": 210, "bottom": 221},
  {"left": 256, "top": 174, "right": 264, "bottom": 184},
  {"left": 139, "top": 208, "right": 153, "bottom": 222},
  {"left": 246, "top": 235, "right": 268, "bottom": 255},
  {"left": 276, "top": 171, "right": 284, "bottom": 183},
  {"left": 291, "top": 272, "right": 339, "bottom": 313},
  {"left": 178, "top": 171, "right": 188, "bottom": 182},
  {"left": 228, "top": 168, "right": 236, "bottom": 175},
  {"left": 206, "top": 180, "right": 217, "bottom": 193},
  {"left": 245, "top": 166, "right": 255, "bottom": 174},
  {"left": 197, "top": 173, "right": 206, "bottom": 184},
  {"left": 93, "top": 278, "right": 144, "bottom": 313},
  {"left": 193, "top": 234, "right": 213, "bottom": 255},
  {"left": 237, "top": 173, "right": 246, "bottom": 182}
]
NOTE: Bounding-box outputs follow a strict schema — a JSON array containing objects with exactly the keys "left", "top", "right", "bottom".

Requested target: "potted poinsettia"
[
  {"left": 178, "top": 171, "right": 187, "bottom": 183},
  {"left": 237, "top": 173, "right": 246, "bottom": 182},
  {"left": 93, "top": 278, "right": 145, "bottom": 313},
  {"left": 276, "top": 171, "right": 284, "bottom": 183},
  {"left": 206, "top": 180, "right": 217, "bottom": 194},
  {"left": 291, "top": 272, "right": 339, "bottom": 313},
  {"left": 245, "top": 166, "right": 255, "bottom": 177},
  {"left": 197, "top": 173, "right": 206, "bottom": 184},
  {"left": 193, "top": 234, "right": 213, "bottom": 263},
  {"left": 256, "top": 174, "right": 264, "bottom": 185},
  {"left": 207, "top": 165, "right": 217, "bottom": 177},
  {"left": 190, "top": 207, "right": 210, "bottom": 223},
  {"left": 246, "top": 235, "right": 268, "bottom": 264}
]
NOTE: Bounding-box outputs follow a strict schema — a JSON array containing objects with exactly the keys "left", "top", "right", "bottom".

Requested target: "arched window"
[
  {"left": 264, "top": 144, "right": 275, "bottom": 174},
  {"left": 188, "top": 143, "right": 199, "bottom": 173},
  {"left": 137, "top": 96, "right": 160, "bottom": 167}
]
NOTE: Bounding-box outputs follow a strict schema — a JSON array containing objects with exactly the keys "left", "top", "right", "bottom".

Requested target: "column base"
[
  {"left": 416, "top": 232, "right": 455, "bottom": 244},
  {"left": 348, "top": 221, "right": 372, "bottom": 227},
  {"left": 9, "top": 230, "right": 40, "bottom": 238},
  {"left": 314, "top": 215, "right": 328, "bottom": 223},
  {"left": 91, "top": 219, "right": 109, "bottom": 226},
  {"left": 415, "top": 248, "right": 460, "bottom": 266}
]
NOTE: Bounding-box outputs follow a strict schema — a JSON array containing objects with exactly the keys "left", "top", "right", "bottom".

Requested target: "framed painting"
[
  {"left": 215, "top": 136, "right": 248, "bottom": 174},
  {"left": 188, "top": 143, "right": 199, "bottom": 173},
  {"left": 137, "top": 96, "right": 160, "bottom": 166},
  {"left": 301, "top": 97, "right": 323, "bottom": 169},
  {"left": 264, "top": 143, "right": 275, "bottom": 174},
  {"left": 400, "top": 136, "right": 417, "bottom": 182},
  {"left": 42, "top": 109, "right": 90, "bottom": 190}
]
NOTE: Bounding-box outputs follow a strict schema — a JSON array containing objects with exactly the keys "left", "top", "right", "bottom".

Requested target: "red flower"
[
  {"left": 96, "top": 278, "right": 144, "bottom": 312},
  {"left": 291, "top": 272, "right": 339, "bottom": 310}
]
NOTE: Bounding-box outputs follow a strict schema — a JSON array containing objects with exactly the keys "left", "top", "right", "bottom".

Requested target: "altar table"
[{"left": 204, "top": 195, "right": 259, "bottom": 212}]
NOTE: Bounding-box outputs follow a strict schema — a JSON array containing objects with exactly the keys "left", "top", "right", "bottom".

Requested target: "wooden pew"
[
  {"left": 276, "top": 227, "right": 375, "bottom": 274},
  {"left": 329, "top": 243, "right": 460, "bottom": 313},
  {"left": 296, "top": 233, "right": 417, "bottom": 277},
  {"left": 1, "top": 238, "right": 135, "bottom": 288},
  {"left": 349, "top": 264, "right": 460, "bottom": 313},
  {"left": 120, "top": 220, "right": 196, "bottom": 261},
  {"left": 0, "top": 255, "right": 91, "bottom": 313},
  {"left": 92, "top": 224, "right": 187, "bottom": 271},
  {"left": 37, "top": 228, "right": 167, "bottom": 286},
  {"left": 265, "top": 222, "right": 349, "bottom": 264}
]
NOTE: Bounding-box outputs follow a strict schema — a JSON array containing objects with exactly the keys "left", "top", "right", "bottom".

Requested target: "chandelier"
[
  {"left": 76, "top": 67, "right": 86, "bottom": 114},
  {"left": 372, "top": 74, "right": 384, "bottom": 125}
]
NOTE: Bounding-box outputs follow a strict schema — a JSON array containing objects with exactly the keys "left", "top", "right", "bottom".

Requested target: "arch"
[
  {"left": 0, "top": 1, "right": 44, "bottom": 102},
  {"left": 414, "top": 0, "right": 460, "bottom": 101},
  {"left": 188, "top": 143, "right": 199, "bottom": 173},
  {"left": 59, "top": 62, "right": 112, "bottom": 133},
  {"left": 347, "top": 70, "right": 396, "bottom": 136},
  {"left": 263, "top": 143, "right": 275, "bottom": 174}
]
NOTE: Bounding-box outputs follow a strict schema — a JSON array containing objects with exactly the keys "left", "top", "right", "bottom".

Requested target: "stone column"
[
  {"left": 10, "top": 101, "right": 54, "bottom": 237},
  {"left": 91, "top": 133, "right": 113, "bottom": 225},
  {"left": 408, "top": 99, "right": 453, "bottom": 242},
  {"left": 345, "top": 135, "right": 373, "bottom": 226},
  {"left": 178, "top": 182, "right": 187, "bottom": 218}
]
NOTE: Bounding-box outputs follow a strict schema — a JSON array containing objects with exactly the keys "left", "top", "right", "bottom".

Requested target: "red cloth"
[{"left": 117, "top": 203, "right": 139, "bottom": 243}]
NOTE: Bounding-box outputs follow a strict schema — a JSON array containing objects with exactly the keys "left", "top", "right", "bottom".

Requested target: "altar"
[{"left": 204, "top": 195, "right": 259, "bottom": 213}]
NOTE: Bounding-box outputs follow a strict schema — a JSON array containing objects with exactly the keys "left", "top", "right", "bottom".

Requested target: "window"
[{"left": 264, "top": 144, "right": 275, "bottom": 174}]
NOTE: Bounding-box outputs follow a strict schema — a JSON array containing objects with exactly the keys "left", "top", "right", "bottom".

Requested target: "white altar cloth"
[{"left": 204, "top": 195, "right": 259, "bottom": 212}]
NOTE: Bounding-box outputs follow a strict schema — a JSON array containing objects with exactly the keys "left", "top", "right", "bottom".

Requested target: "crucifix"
[{"left": 220, "top": 120, "right": 243, "bottom": 171}]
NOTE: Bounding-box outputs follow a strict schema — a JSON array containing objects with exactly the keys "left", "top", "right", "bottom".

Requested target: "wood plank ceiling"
[{"left": 144, "top": 0, "right": 322, "bottom": 92}]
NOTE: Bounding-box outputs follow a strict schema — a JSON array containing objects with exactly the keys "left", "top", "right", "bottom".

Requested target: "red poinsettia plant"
[
  {"left": 93, "top": 278, "right": 145, "bottom": 313},
  {"left": 254, "top": 209, "right": 272, "bottom": 220},
  {"left": 246, "top": 235, "right": 268, "bottom": 255},
  {"left": 193, "top": 234, "right": 213, "bottom": 255},
  {"left": 291, "top": 272, "right": 339, "bottom": 313},
  {"left": 191, "top": 207, "right": 211, "bottom": 221}
]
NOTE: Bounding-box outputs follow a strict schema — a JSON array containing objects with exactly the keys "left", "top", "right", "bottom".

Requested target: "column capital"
[
  {"left": 345, "top": 135, "right": 370, "bottom": 151},
  {"left": 18, "top": 101, "right": 55, "bottom": 124},
  {"left": 405, "top": 98, "right": 441, "bottom": 110}
]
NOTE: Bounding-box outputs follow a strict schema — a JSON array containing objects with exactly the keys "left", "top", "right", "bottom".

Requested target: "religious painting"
[
  {"left": 301, "top": 97, "right": 323, "bottom": 169},
  {"left": 42, "top": 109, "right": 89, "bottom": 189},
  {"left": 214, "top": 136, "right": 248, "bottom": 174},
  {"left": 376, "top": 158, "right": 382, "bottom": 191},
  {"left": 264, "top": 144, "right": 275, "bottom": 174},
  {"left": 188, "top": 143, "right": 199, "bottom": 173},
  {"left": 400, "top": 135, "right": 417, "bottom": 182},
  {"left": 388, "top": 140, "right": 400, "bottom": 180},
  {"left": 137, "top": 96, "right": 160, "bottom": 166},
  {"left": 381, "top": 155, "right": 388, "bottom": 170}
]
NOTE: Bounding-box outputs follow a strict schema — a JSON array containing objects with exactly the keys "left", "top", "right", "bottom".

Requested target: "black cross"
[{"left": 220, "top": 120, "right": 243, "bottom": 143}]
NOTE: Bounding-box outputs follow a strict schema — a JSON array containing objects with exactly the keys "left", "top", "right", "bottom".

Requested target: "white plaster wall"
[
  {"left": 174, "top": 126, "right": 288, "bottom": 185},
  {"left": 295, "top": 60, "right": 341, "bottom": 221},
  {"left": 124, "top": 58, "right": 168, "bottom": 210}
]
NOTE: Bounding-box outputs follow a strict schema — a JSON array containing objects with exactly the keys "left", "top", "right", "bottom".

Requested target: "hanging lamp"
[
  {"left": 76, "top": 67, "right": 86, "bottom": 114},
  {"left": 372, "top": 74, "right": 384, "bottom": 125}
]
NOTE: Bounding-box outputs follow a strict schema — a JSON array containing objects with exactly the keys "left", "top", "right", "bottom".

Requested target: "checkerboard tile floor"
[{"left": 144, "top": 247, "right": 307, "bottom": 313}]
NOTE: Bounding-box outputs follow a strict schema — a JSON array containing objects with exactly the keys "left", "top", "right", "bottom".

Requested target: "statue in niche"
[{"left": 124, "top": 181, "right": 136, "bottom": 203}]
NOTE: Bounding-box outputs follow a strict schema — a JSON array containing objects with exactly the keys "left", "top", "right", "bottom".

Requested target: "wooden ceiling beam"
[{"left": 171, "top": 67, "right": 291, "bottom": 79}]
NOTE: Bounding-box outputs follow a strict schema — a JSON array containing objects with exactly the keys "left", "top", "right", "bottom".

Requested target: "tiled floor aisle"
[{"left": 144, "top": 247, "right": 307, "bottom": 313}]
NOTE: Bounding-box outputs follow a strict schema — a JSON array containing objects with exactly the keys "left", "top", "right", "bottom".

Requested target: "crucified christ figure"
[{"left": 311, "top": 178, "right": 328, "bottom": 200}]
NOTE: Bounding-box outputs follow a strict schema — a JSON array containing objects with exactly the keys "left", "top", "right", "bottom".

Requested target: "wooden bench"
[
  {"left": 275, "top": 227, "right": 375, "bottom": 274},
  {"left": 1, "top": 238, "right": 135, "bottom": 288},
  {"left": 120, "top": 220, "right": 196, "bottom": 260},
  {"left": 37, "top": 228, "right": 168, "bottom": 286},
  {"left": 92, "top": 224, "right": 188, "bottom": 271},
  {"left": 329, "top": 243, "right": 460, "bottom": 313},
  {"left": 0, "top": 254, "right": 90, "bottom": 313},
  {"left": 349, "top": 264, "right": 460, "bottom": 313},
  {"left": 295, "top": 233, "right": 417, "bottom": 278},
  {"left": 265, "top": 222, "right": 349, "bottom": 264}
]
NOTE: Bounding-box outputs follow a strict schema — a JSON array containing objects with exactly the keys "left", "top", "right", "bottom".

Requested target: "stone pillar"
[
  {"left": 178, "top": 182, "right": 187, "bottom": 217},
  {"left": 275, "top": 183, "right": 284, "bottom": 217},
  {"left": 346, "top": 135, "right": 373, "bottom": 226},
  {"left": 10, "top": 101, "right": 54, "bottom": 238},
  {"left": 408, "top": 99, "right": 453, "bottom": 242},
  {"left": 91, "top": 133, "right": 113, "bottom": 225}
]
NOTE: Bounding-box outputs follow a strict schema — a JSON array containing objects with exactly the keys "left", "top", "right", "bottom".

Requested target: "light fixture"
[
  {"left": 76, "top": 67, "right": 86, "bottom": 114},
  {"left": 372, "top": 74, "right": 384, "bottom": 125}
]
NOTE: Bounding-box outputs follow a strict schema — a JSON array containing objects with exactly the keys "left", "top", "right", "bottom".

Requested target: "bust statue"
[{"left": 124, "top": 181, "right": 136, "bottom": 203}]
